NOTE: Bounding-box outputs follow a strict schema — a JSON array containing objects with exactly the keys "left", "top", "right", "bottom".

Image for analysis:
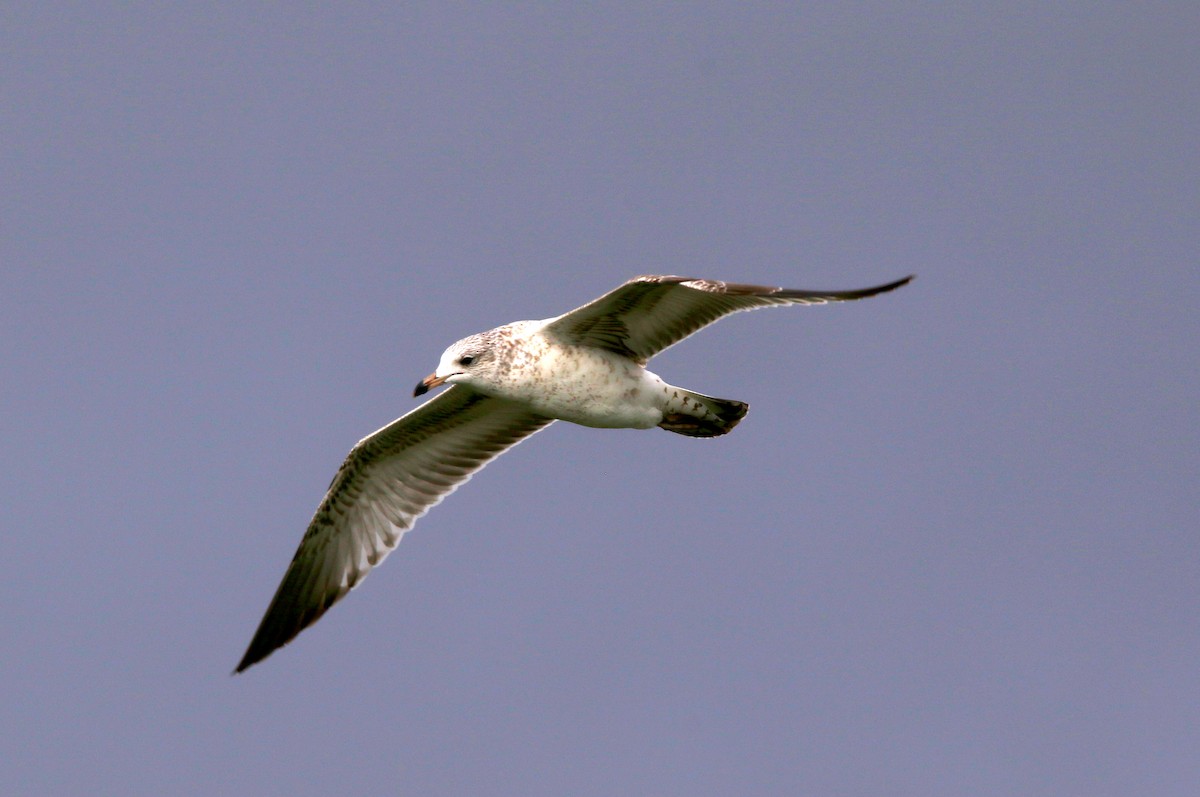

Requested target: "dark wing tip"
[
  {"left": 233, "top": 626, "right": 281, "bottom": 673},
  {"left": 882, "top": 274, "right": 915, "bottom": 292},
  {"left": 234, "top": 578, "right": 343, "bottom": 673},
  {"left": 234, "top": 642, "right": 268, "bottom": 674},
  {"left": 772, "top": 273, "right": 914, "bottom": 302},
  {"left": 233, "top": 627, "right": 295, "bottom": 674},
  {"left": 832, "top": 273, "right": 914, "bottom": 297},
  {"left": 236, "top": 593, "right": 346, "bottom": 673}
]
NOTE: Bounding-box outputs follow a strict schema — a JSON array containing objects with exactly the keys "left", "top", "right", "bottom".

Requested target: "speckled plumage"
[{"left": 236, "top": 273, "right": 912, "bottom": 672}]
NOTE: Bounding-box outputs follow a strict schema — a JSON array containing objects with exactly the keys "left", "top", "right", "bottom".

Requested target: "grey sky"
[{"left": 3, "top": 4, "right": 1197, "bottom": 796}]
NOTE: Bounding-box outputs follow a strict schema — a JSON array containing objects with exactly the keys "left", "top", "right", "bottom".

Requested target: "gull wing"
[
  {"left": 236, "top": 386, "right": 553, "bottom": 672},
  {"left": 542, "top": 274, "right": 913, "bottom": 363}
]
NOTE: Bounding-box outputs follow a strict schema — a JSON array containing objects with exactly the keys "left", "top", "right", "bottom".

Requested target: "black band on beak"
[{"left": 415, "top": 372, "right": 448, "bottom": 397}]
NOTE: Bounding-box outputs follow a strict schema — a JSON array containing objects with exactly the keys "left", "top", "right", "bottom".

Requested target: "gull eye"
[{"left": 457, "top": 354, "right": 475, "bottom": 367}]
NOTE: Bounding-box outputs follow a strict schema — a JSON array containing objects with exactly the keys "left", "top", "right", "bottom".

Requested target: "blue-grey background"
[{"left": 3, "top": 4, "right": 1196, "bottom": 795}]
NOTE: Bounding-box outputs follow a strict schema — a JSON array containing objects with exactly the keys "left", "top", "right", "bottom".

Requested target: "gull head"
[{"left": 414, "top": 332, "right": 503, "bottom": 397}]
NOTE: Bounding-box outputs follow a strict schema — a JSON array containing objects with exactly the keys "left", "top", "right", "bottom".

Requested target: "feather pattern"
[
  {"left": 236, "top": 387, "right": 552, "bottom": 672},
  {"left": 543, "top": 274, "right": 913, "bottom": 362}
]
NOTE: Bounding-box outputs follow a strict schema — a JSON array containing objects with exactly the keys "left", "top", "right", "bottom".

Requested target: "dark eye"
[{"left": 457, "top": 354, "right": 475, "bottom": 366}]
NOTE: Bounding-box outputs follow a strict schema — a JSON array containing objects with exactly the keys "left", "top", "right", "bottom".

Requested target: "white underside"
[{"left": 515, "top": 346, "right": 670, "bottom": 429}]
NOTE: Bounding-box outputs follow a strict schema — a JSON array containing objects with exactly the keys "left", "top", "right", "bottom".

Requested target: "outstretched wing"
[
  {"left": 236, "top": 386, "right": 553, "bottom": 672},
  {"left": 543, "top": 274, "right": 913, "bottom": 363}
]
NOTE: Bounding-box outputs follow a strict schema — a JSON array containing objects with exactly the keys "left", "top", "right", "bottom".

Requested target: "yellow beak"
[{"left": 414, "top": 372, "right": 448, "bottom": 397}]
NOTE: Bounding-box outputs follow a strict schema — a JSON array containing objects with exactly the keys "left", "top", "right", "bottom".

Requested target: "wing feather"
[
  {"left": 543, "top": 274, "right": 913, "bottom": 362},
  {"left": 236, "top": 386, "right": 553, "bottom": 672}
]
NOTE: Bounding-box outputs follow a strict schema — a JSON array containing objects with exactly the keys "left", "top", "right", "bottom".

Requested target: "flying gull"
[{"left": 236, "top": 273, "right": 912, "bottom": 671}]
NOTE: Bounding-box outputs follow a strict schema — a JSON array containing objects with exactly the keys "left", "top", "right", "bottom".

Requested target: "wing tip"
[
  {"left": 787, "top": 273, "right": 915, "bottom": 301},
  {"left": 853, "top": 274, "right": 915, "bottom": 295},
  {"left": 868, "top": 273, "right": 915, "bottom": 296},
  {"left": 233, "top": 635, "right": 277, "bottom": 674}
]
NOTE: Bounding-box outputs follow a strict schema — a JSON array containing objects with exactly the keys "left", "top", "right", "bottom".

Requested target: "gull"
[{"left": 236, "top": 273, "right": 912, "bottom": 671}]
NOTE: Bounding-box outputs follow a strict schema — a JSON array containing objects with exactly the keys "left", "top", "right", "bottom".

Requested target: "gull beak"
[{"left": 414, "top": 372, "right": 448, "bottom": 397}]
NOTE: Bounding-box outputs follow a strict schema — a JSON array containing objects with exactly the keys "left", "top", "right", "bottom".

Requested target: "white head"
[{"left": 413, "top": 331, "right": 504, "bottom": 397}]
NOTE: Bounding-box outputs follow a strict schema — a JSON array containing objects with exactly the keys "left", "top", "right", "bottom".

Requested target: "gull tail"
[{"left": 658, "top": 389, "right": 748, "bottom": 438}]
